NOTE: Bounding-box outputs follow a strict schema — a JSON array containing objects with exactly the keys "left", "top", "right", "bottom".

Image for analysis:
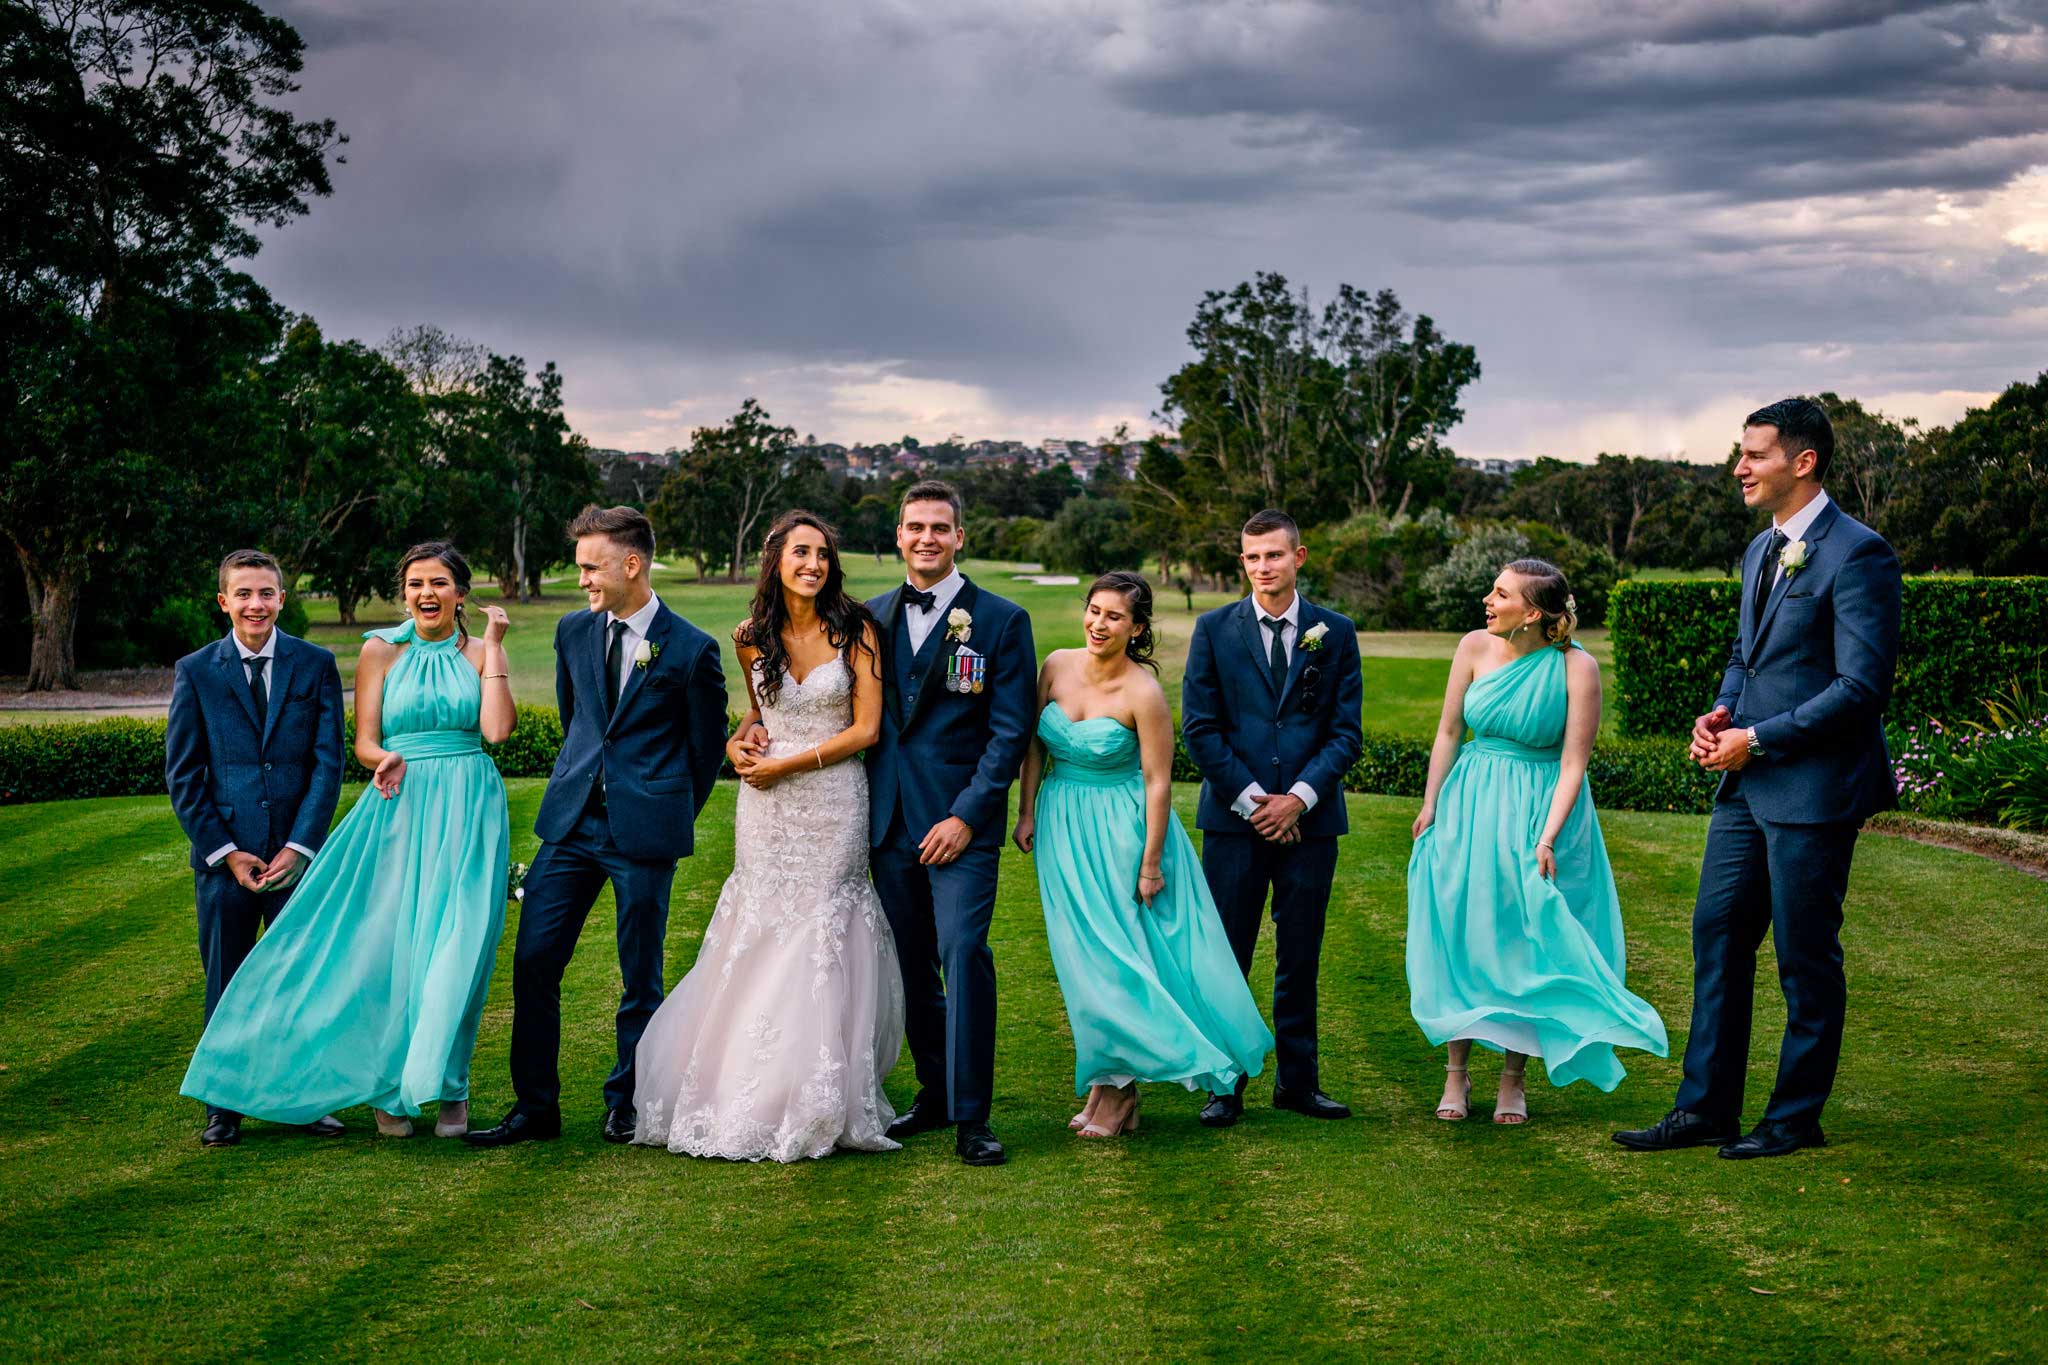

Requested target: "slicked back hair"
[
  {"left": 899, "top": 479, "right": 964, "bottom": 526},
  {"left": 218, "top": 548, "right": 283, "bottom": 592},
  {"left": 1745, "top": 398, "right": 1835, "bottom": 481},
  {"left": 1241, "top": 508, "right": 1300, "bottom": 547},
  {"left": 568, "top": 504, "right": 656, "bottom": 562}
]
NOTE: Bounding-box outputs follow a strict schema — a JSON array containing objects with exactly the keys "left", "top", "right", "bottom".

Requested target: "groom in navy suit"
[
  {"left": 165, "top": 549, "right": 345, "bottom": 1147},
  {"left": 863, "top": 480, "right": 1035, "bottom": 1166},
  {"left": 1616, "top": 398, "right": 1901, "bottom": 1160},
  {"left": 1182, "top": 509, "right": 1364, "bottom": 1127},
  {"left": 467, "top": 506, "right": 728, "bottom": 1148}
]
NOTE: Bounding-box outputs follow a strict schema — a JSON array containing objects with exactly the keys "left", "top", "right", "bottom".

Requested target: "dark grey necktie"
[
  {"left": 605, "top": 620, "right": 629, "bottom": 717},
  {"left": 1754, "top": 529, "right": 1786, "bottom": 626},
  {"left": 1263, "top": 616, "right": 1288, "bottom": 695},
  {"left": 246, "top": 655, "right": 268, "bottom": 720}
]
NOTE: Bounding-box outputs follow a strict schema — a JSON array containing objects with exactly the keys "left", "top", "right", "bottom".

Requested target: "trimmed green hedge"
[
  {"left": 3, "top": 709, "right": 1715, "bottom": 815},
  {"left": 1610, "top": 576, "right": 2048, "bottom": 738}
]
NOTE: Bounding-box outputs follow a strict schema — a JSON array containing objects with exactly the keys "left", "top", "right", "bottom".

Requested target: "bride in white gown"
[{"left": 633, "top": 511, "right": 903, "bottom": 1162}]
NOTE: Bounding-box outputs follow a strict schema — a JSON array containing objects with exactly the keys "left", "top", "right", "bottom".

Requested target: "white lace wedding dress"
[{"left": 632, "top": 656, "right": 905, "bottom": 1162}]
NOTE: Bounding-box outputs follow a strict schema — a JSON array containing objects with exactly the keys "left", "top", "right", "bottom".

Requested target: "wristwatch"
[{"left": 1745, "top": 728, "right": 1764, "bottom": 758}]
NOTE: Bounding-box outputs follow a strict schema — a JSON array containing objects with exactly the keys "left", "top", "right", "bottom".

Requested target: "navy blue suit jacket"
[
  {"left": 165, "top": 632, "right": 345, "bottom": 871},
  {"left": 864, "top": 578, "right": 1036, "bottom": 846},
  {"left": 1714, "top": 500, "right": 1902, "bottom": 825},
  {"left": 534, "top": 601, "right": 728, "bottom": 863},
  {"left": 1181, "top": 595, "right": 1364, "bottom": 838}
]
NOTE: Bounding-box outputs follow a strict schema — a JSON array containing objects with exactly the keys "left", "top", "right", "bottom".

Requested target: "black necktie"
[
  {"left": 904, "top": 586, "right": 937, "bottom": 612},
  {"left": 1754, "top": 529, "right": 1786, "bottom": 627},
  {"left": 604, "top": 620, "right": 629, "bottom": 718},
  {"left": 1263, "top": 616, "right": 1288, "bottom": 695},
  {"left": 246, "top": 655, "right": 268, "bottom": 722}
]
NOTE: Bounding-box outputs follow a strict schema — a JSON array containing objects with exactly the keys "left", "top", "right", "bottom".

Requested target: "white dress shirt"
[
  {"left": 903, "top": 566, "right": 966, "bottom": 654},
  {"left": 206, "top": 630, "right": 317, "bottom": 870},
  {"left": 1232, "top": 592, "right": 1322, "bottom": 820},
  {"left": 606, "top": 593, "right": 664, "bottom": 700},
  {"left": 1768, "top": 490, "right": 1831, "bottom": 589}
]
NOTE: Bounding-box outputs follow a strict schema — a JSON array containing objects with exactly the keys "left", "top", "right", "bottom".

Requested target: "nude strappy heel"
[
  {"left": 1436, "top": 1064, "right": 1471, "bottom": 1121},
  {"left": 1494, "top": 1063, "right": 1529, "bottom": 1125}
]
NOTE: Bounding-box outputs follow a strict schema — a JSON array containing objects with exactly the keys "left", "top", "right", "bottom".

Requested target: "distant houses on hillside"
[{"left": 589, "top": 434, "right": 1156, "bottom": 491}]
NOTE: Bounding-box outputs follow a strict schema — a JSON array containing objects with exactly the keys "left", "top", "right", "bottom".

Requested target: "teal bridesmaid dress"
[
  {"left": 1032, "top": 704, "right": 1274, "bottom": 1097},
  {"left": 1406, "top": 644, "right": 1667, "bottom": 1090},
  {"left": 181, "top": 621, "right": 511, "bottom": 1124}
]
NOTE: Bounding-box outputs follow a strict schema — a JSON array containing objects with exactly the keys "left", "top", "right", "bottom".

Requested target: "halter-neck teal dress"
[
  {"left": 181, "top": 621, "right": 511, "bottom": 1123},
  {"left": 1405, "top": 644, "right": 1667, "bottom": 1090},
  {"left": 1032, "top": 704, "right": 1273, "bottom": 1096}
]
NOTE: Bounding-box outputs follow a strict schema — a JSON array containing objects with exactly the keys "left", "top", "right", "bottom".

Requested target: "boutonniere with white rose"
[
  {"left": 1299, "top": 621, "right": 1330, "bottom": 652},
  {"left": 946, "top": 607, "right": 973, "bottom": 644},
  {"left": 635, "top": 639, "right": 660, "bottom": 669},
  {"left": 1778, "top": 539, "right": 1809, "bottom": 579}
]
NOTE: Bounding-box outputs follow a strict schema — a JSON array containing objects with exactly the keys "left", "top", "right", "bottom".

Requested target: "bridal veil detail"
[{"left": 632, "top": 657, "right": 905, "bottom": 1162}]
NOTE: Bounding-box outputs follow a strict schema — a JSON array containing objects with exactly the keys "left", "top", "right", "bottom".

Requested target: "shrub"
[
  {"left": 1610, "top": 576, "right": 2048, "bottom": 738},
  {"left": 1890, "top": 673, "right": 2048, "bottom": 831},
  {"left": 1419, "top": 525, "right": 1530, "bottom": 631},
  {"left": 1303, "top": 509, "right": 1457, "bottom": 630}
]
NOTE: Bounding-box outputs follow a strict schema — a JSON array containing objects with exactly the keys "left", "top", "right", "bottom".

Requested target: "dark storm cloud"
[{"left": 251, "top": 0, "right": 2048, "bottom": 455}]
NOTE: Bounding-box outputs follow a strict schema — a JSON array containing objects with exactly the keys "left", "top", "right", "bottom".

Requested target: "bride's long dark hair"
[{"left": 736, "top": 510, "right": 875, "bottom": 707}]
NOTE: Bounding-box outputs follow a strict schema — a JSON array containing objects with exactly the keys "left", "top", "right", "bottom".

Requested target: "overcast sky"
[{"left": 255, "top": 0, "right": 2048, "bottom": 461}]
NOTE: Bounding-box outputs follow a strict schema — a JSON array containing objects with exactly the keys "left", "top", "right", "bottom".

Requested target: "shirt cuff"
[
  {"left": 1288, "top": 781, "right": 1319, "bottom": 812},
  {"left": 284, "top": 841, "right": 317, "bottom": 861},
  {"left": 205, "top": 842, "right": 237, "bottom": 867},
  {"left": 1232, "top": 783, "right": 1267, "bottom": 819}
]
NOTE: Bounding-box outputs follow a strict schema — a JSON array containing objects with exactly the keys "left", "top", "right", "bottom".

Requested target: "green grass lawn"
[{"left": 2, "top": 783, "right": 2042, "bottom": 1358}]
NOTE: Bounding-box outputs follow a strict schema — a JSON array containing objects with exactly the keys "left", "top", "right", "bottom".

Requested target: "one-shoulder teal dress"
[
  {"left": 1405, "top": 645, "right": 1667, "bottom": 1090},
  {"left": 181, "top": 621, "right": 511, "bottom": 1123},
  {"left": 1032, "top": 704, "right": 1274, "bottom": 1097}
]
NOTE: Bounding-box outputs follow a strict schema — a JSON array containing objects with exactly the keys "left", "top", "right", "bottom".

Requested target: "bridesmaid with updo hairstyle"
[
  {"left": 1013, "top": 572, "right": 1272, "bottom": 1139},
  {"left": 1405, "top": 558, "right": 1667, "bottom": 1125}
]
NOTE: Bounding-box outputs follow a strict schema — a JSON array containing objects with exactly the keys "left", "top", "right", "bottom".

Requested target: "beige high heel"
[
  {"left": 434, "top": 1100, "right": 469, "bottom": 1138},
  {"left": 1436, "top": 1064, "right": 1471, "bottom": 1121},
  {"left": 1079, "top": 1084, "right": 1140, "bottom": 1138},
  {"left": 1070, "top": 1086, "right": 1102, "bottom": 1132},
  {"left": 1494, "top": 1063, "right": 1529, "bottom": 1126},
  {"left": 373, "top": 1108, "right": 414, "bottom": 1138}
]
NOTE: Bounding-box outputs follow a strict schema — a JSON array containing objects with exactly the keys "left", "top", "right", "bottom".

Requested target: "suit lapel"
[
  {"left": 904, "top": 579, "right": 977, "bottom": 731},
  {"left": 606, "top": 605, "right": 673, "bottom": 735},
  {"left": 1277, "top": 600, "right": 1317, "bottom": 707},
  {"left": 217, "top": 637, "right": 262, "bottom": 734},
  {"left": 260, "top": 635, "right": 296, "bottom": 749},
  {"left": 1235, "top": 598, "right": 1279, "bottom": 702},
  {"left": 874, "top": 587, "right": 907, "bottom": 730},
  {"left": 1753, "top": 501, "right": 1838, "bottom": 651}
]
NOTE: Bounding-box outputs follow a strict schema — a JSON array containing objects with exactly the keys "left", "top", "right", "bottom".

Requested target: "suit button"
[
  {"left": 263, "top": 762, "right": 272, "bottom": 771},
  {"left": 1271, "top": 757, "right": 1281, "bottom": 767},
  {"left": 260, "top": 799, "right": 271, "bottom": 809},
  {"left": 1746, "top": 669, "right": 1756, "bottom": 678}
]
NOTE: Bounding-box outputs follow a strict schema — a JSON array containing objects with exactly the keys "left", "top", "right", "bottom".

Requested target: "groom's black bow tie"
[{"left": 904, "top": 586, "right": 937, "bottom": 612}]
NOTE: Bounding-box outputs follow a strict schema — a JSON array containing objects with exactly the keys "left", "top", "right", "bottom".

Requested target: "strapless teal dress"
[
  {"left": 1032, "top": 704, "right": 1273, "bottom": 1096},
  {"left": 181, "top": 621, "right": 511, "bottom": 1123},
  {"left": 1405, "top": 644, "right": 1667, "bottom": 1090}
]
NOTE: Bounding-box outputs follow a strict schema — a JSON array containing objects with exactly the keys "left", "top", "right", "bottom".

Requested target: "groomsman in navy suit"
[
  {"left": 165, "top": 549, "right": 345, "bottom": 1146},
  {"left": 1616, "top": 398, "right": 1901, "bottom": 1160},
  {"left": 467, "top": 505, "right": 728, "bottom": 1148},
  {"left": 862, "top": 481, "right": 1036, "bottom": 1166},
  {"left": 1181, "top": 509, "right": 1364, "bottom": 1126}
]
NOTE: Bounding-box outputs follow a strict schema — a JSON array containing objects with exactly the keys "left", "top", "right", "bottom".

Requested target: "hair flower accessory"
[
  {"left": 946, "top": 607, "right": 973, "bottom": 643},
  {"left": 1565, "top": 594, "right": 1578, "bottom": 615},
  {"left": 1779, "top": 539, "right": 1809, "bottom": 578},
  {"left": 635, "top": 639, "right": 659, "bottom": 669},
  {"left": 1300, "top": 621, "right": 1330, "bottom": 651}
]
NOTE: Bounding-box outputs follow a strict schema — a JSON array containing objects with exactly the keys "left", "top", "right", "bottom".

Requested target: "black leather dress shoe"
[
  {"left": 1719, "top": 1119, "right": 1826, "bottom": 1160},
  {"left": 300, "top": 1114, "right": 345, "bottom": 1138},
  {"left": 1612, "top": 1108, "right": 1738, "bottom": 1151},
  {"left": 602, "top": 1106, "right": 636, "bottom": 1144},
  {"left": 1272, "top": 1086, "right": 1351, "bottom": 1119},
  {"left": 885, "top": 1091, "right": 952, "bottom": 1142},
  {"left": 955, "top": 1121, "right": 1006, "bottom": 1166},
  {"left": 1198, "top": 1092, "right": 1243, "bottom": 1128},
  {"left": 200, "top": 1114, "right": 242, "bottom": 1147},
  {"left": 461, "top": 1108, "right": 562, "bottom": 1148}
]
